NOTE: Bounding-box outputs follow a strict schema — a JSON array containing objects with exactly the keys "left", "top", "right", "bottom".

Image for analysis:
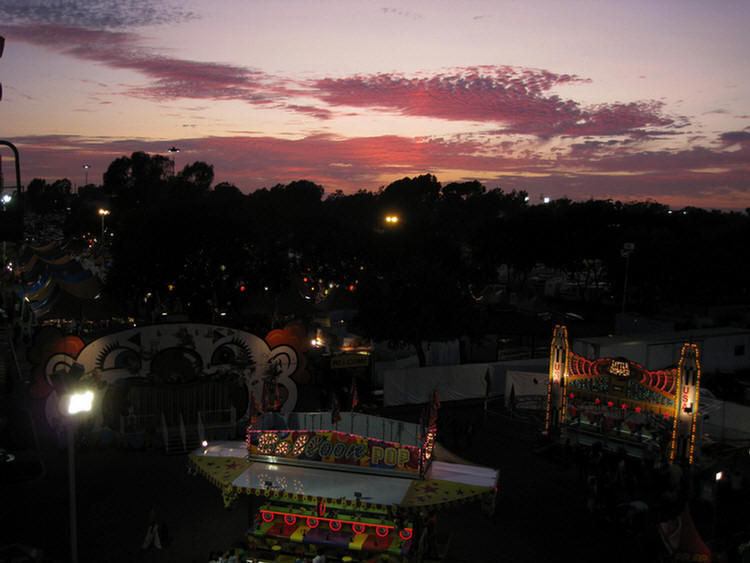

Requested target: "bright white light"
[
  {"left": 201, "top": 440, "right": 208, "bottom": 447},
  {"left": 716, "top": 471, "right": 723, "bottom": 481},
  {"left": 543, "top": 196, "right": 551, "bottom": 204},
  {"left": 67, "top": 391, "right": 94, "bottom": 415},
  {"left": 1, "top": 194, "right": 11, "bottom": 204}
]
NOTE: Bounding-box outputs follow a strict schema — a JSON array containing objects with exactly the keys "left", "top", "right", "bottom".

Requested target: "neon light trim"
[
  {"left": 399, "top": 529, "right": 413, "bottom": 541},
  {"left": 260, "top": 510, "right": 402, "bottom": 539}
]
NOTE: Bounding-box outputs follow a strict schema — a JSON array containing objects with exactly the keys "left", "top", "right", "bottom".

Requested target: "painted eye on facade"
[
  {"left": 211, "top": 338, "right": 252, "bottom": 366},
  {"left": 96, "top": 342, "right": 142, "bottom": 372}
]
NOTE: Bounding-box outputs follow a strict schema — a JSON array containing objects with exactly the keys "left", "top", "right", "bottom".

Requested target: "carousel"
[{"left": 190, "top": 408, "right": 498, "bottom": 562}]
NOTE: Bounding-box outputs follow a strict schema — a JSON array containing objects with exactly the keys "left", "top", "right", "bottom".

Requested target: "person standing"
[{"left": 141, "top": 506, "right": 162, "bottom": 550}]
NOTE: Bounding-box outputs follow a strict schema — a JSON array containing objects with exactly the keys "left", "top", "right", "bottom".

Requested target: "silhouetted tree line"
[{"left": 14, "top": 152, "right": 750, "bottom": 358}]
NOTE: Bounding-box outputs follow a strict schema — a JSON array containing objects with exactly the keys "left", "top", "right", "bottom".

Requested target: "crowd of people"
[{"left": 559, "top": 438, "right": 750, "bottom": 562}]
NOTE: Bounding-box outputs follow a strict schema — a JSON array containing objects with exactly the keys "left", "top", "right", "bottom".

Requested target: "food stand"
[{"left": 190, "top": 411, "right": 498, "bottom": 562}]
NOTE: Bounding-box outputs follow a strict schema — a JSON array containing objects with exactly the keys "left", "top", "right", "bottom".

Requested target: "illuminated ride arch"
[{"left": 545, "top": 325, "right": 702, "bottom": 466}]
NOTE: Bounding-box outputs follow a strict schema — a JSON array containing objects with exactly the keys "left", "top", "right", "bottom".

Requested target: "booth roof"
[{"left": 190, "top": 441, "right": 499, "bottom": 510}]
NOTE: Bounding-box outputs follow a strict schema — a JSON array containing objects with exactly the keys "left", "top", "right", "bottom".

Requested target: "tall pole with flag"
[
  {"left": 331, "top": 393, "right": 341, "bottom": 425},
  {"left": 428, "top": 390, "right": 440, "bottom": 429},
  {"left": 248, "top": 392, "right": 261, "bottom": 428},
  {"left": 350, "top": 377, "right": 359, "bottom": 411}
]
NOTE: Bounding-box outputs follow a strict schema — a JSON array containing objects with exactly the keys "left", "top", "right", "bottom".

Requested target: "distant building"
[{"left": 572, "top": 327, "right": 750, "bottom": 374}]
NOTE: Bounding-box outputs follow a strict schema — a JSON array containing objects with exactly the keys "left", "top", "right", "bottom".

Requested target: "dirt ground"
[{"left": 2, "top": 402, "right": 688, "bottom": 563}]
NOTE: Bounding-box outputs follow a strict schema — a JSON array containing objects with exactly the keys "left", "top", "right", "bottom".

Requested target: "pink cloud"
[
  {"left": 311, "top": 67, "right": 675, "bottom": 136},
  {"left": 6, "top": 25, "right": 679, "bottom": 138}
]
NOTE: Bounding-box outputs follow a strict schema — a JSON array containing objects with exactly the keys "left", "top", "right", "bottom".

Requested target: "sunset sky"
[{"left": 1, "top": 0, "right": 749, "bottom": 209}]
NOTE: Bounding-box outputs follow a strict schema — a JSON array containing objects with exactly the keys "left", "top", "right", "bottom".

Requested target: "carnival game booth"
[
  {"left": 189, "top": 412, "right": 498, "bottom": 562},
  {"left": 546, "top": 326, "right": 703, "bottom": 467}
]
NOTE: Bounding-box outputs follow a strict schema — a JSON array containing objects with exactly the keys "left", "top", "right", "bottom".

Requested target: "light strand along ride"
[
  {"left": 545, "top": 325, "right": 702, "bottom": 466},
  {"left": 190, "top": 410, "right": 498, "bottom": 562}
]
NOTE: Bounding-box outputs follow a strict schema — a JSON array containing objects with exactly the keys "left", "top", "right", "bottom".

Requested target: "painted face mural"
[
  {"left": 30, "top": 323, "right": 300, "bottom": 432},
  {"left": 28, "top": 328, "right": 87, "bottom": 435}
]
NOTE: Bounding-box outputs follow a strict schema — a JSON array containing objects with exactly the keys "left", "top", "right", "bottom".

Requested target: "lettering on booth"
[{"left": 254, "top": 431, "right": 413, "bottom": 470}]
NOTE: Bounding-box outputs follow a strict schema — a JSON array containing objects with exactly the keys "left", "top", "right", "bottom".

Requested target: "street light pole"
[
  {"left": 65, "top": 390, "right": 94, "bottom": 563},
  {"left": 98, "top": 208, "right": 109, "bottom": 243},
  {"left": 82, "top": 164, "right": 90, "bottom": 187},
  {"left": 168, "top": 146, "right": 180, "bottom": 177},
  {"left": 2, "top": 193, "right": 10, "bottom": 262},
  {"left": 621, "top": 243, "right": 635, "bottom": 316},
  {"left": 67, "top": 420, "right": 78, "bottom": 563}
]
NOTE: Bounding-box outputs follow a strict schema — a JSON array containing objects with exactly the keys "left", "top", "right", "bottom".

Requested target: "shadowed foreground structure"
[{"left": 3, "top": 401, "right": 684, "bottom": 563}]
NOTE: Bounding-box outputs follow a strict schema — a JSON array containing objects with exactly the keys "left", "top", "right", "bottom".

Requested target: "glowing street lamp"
[
  {"left": 98, "top": 208, "right": 109, "bottom": 242},
  {"left": 384, "top": 214, "right": 400, "bottom": 225},
  {"left": 64, "top": 389, "right": 95, "bottom": 563},
  {"left": 82, "top": 163, "right": 90, "bottom": 186}
]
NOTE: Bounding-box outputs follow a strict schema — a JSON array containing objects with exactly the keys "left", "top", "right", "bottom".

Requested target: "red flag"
[
  {"left": 350, "top": 377, "right": 359, "bottom": 410},
  {"left": 273, "top": 382, "right": 281, "bottom": 411},
  {"left": 331, "top": 393, "right": 342, "bottom": 424},
  {"left": 263, "top": 380, "right": 282, "bottom": 412},
  {"left": 428, "top": 390, "right": 440, "bottom": 428},
  {"left": 262, "top": 381, "right": 272, "bottom": 411},
  {"left": 249, "top": 393, "right": 262, "bottom": 427}
]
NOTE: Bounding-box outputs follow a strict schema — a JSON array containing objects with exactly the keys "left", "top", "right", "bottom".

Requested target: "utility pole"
[{"left": 621, "top": 242, "right": 635, "bottom": 315}]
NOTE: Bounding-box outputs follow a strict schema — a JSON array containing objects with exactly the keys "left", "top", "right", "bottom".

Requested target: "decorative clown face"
[{"left": 32, "top": 323, "right": 300, "bottom": 432}]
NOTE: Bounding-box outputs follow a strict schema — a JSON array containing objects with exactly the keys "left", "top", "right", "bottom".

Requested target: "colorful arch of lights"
[{"left": 545, "top": 325, "right": 702, "bottom": 466}]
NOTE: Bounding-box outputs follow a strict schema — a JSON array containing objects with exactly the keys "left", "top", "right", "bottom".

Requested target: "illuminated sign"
[
  {"left": 609, "top": 360, "right": 630, "bottom": 377},
  {"left": 248, "top": 430, "right": 420, "bottom": 472},
  {"left": 331, "top": 354, "right": 370, "bottom": 369}
]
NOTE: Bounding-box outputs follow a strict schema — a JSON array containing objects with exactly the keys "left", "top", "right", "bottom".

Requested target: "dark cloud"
[
  {"left": 3, "top": 24, "right": 281, "bottom": 106},
  {"left": 0, "top": 0, "right": 196, "bottom": 29},
  {"left": 279, "top": 104, "right": 335, "bottom": 120},
  {"left": 380, "top": 7, "right": 423, "bottom": 19},
  {"left": 720, "top": 131, "right": 750, "bottom": 145}
]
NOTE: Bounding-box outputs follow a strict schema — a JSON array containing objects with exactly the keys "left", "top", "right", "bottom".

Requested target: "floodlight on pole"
[
  {"left": 82, "top": 163, "right": 90, "bottom": 186},
  {"left": 67, "top": 390, "right": 94, "bottom": 415}
]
